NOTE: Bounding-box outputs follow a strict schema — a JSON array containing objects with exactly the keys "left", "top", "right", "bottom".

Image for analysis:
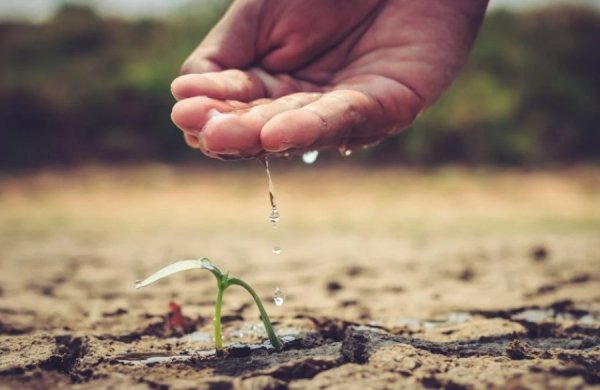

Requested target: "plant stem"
[
  {"left": 214, "top": 284, "right": 225, "bottom": 355},
  {"left": 228, "top": 277, "right": 282, "bottom": 350}
]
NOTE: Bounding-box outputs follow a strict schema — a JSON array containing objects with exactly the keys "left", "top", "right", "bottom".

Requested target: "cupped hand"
[{"left": 170, "top": 0, "right": 488, "bottom": 159}]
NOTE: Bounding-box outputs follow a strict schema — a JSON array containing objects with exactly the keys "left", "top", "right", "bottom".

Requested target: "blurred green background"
[{"left": 0, "top": 0, "right": 598, "bottom": 170}]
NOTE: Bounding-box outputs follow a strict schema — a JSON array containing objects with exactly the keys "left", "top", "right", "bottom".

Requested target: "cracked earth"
[{"left": 1, "top": 166, "right": 598, "bottom": 389}]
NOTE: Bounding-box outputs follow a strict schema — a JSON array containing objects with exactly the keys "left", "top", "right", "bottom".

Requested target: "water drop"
[
  {"left": 338, "top": 145, "right": 353, "bottom": 156},
  {"left": 302, "top": 150, "right": 319, "bottom": 164},
  {"left": 273, "top": 288, "right": 286, "bottom": 306},
  {"left": 272, "top": 246, "right": 281, "bottom": 255}
]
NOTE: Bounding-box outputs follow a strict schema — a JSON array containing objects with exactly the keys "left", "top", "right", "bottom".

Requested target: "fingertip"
[
  {"left": 180, "top": 58, "right": 222, "bottom": 75},
  {"left": 183, "top": 133, "right": 201, "bottom": 149},
  {"left": 170, "top": 70, "right": 265, "bottom": 102},
  {"left": 171, "top": 97, "right": 202, "bottom": 132},
  {"left": 170, "top": 96, "right": 231, "bottom": 133},
  {"left": 170, "top": 74, "right": 218, "bottom": 101},
  {"left": 170, "top": 76, "right": 188, "bottom": 101},
  {"left": 201, "top": 113, "right": 263, "bottom": 155},
  {"left": 261, "top": 109, "right": 323, "bottom": 152}
]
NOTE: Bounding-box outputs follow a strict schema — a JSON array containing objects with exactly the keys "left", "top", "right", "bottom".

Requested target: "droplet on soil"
[
  {"left": 273, "top": 287, "right": 286, "bottom": 306},
  {"left": 302, "top": 150, "right": 319, "bottom": 164},
  {"left": 280, "top": 335, "right": 296, "bottom": 344}
]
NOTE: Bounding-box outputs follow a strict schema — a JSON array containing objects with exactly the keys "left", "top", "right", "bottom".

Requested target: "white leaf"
[{"left": 134, "top": 258, "right": 218, "bottom": 289}]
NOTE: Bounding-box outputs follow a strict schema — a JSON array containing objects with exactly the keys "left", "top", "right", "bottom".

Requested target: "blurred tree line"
[{"left": 0, "top": 3, "right": 598, "bottom": 169}]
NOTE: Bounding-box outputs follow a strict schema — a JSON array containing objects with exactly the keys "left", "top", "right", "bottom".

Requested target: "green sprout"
[{"left": 135, "top": 258, "right": 282, "bottom": 355}]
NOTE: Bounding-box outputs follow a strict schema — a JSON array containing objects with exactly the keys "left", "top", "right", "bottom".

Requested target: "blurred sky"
[{"left": 1, "top": 0, "right": 599, "bottom": 20}]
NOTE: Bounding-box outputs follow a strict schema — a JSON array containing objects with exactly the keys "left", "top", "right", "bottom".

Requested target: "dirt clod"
[
  {"left": 529, "top": 245, "right": 549, "bottom": 262},
  {"left": 421, "top": 375, "right": 442, "bottom": 389},
  {"left": 0, "top": 321, "right": 32, "bottom": 335},
  {"left": 102, "top": 308, "right": 128, "bottom": 317},
  {"left": 326, "top": 281, "right": 343, "bottom": 293},
  {"left": 39, "top": 336, "right": 88, "bottom": 374},
  {"left": 458, "top": 268, "right": 475, "bottom": 282},
  {"left": 341, "top": 327, "right": 370, "bottom": 364},
  {"left": 268, "top": 358, "right": 339, "bottom": 382},
  {"left": 227, "top": 344, "right": 252, "bottom": 358},
  {"left": 505, "top": 340, "right": 532, "bottom": 360},
  {"left": 241, "top": 375, "right": 287, "bottom": 390},
  {"left": 204, "top": 377, "right": 234, "bottom": 389}
]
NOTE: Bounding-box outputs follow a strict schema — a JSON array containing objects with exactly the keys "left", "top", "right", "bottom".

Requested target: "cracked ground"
[{"left": 0, "top": 165, "right": 599, "bottom": 389}]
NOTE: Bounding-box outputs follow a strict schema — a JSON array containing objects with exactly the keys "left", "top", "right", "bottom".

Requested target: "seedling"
[{"left": 135, "top": 258, "right": 282, "bottom": 355}]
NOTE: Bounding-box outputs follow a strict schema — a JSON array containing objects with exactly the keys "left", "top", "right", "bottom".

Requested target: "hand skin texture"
[{"left": 170, "top": 0, "right": 489, "bottom": 159}]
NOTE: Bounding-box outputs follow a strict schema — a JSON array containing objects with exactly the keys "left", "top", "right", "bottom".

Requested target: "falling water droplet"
[
  {"left": 272, "top": 246, "right": 281, "bottom": 255},
  {"left": 338, "top": 145, "right": 353, "bottom": 157},
  {"left": 273, "top": 288, "right": 286, "bottom": 306},
  {"left": 302, "top": 150, "right": 319, "bottom": 164}
]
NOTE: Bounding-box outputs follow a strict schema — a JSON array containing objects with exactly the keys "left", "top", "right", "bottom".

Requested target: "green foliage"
[
  {"left": 393, "top": 6, "right": 600, "bottom": 165},
  {"left": 0, "top": 2, "right": 229, "bottom": 168},
  {"left": 0, "top": 3, "right": 598, "bottom": 168}
]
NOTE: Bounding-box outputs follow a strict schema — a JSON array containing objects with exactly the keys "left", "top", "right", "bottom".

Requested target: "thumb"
[{"left": 181, "top": 1, "right": 262, "bottom": 74}]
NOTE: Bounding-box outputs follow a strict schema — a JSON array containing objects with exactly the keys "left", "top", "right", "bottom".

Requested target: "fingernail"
[{"left": 273, "top": 142, "right": 301, "bottom": 152}]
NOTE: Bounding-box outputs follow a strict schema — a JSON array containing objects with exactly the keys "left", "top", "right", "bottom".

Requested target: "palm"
[{"left": 171, "top": 0, "right": 487, "bottom": 158}]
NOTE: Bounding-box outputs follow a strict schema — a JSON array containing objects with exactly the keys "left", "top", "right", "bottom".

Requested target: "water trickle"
[
  {"left": 259, "top": 157, "right": 280, "bottom": 225},
  {"left": 273, "top": 287, "right": 286, "bottom": 306},
  {"left": 302, "top": 150, "right": 319, "bottom": 164},
  {"left": 269, "top": 198, "right": 280, "bottom": 224},
  {"left": 260, "top": 156, "right": 283, "bottom": 256}
]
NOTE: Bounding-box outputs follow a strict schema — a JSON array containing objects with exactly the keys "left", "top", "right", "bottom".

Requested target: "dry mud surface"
[{"left": 0, "top": 166, "right": 599, "bottom": 389}]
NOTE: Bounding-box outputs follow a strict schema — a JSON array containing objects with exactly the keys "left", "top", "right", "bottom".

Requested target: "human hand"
[{"left": 170, "top": 0, "right": 488, "bottom": 159}]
